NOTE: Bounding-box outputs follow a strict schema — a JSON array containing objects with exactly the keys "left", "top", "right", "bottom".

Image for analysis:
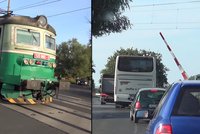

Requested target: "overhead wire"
[
  {"left": 126, "top": 1, "right": 200, "bottom": 30},
  {"left": 13, "top": 0, "right": 62, "bottom": 11},
  {"left": 132, "top": 27, "right": 200, "bottom": 30},
  {"left": 47, "top": 7, "right": 90, "bottom": 18},
  {"left": 0, "top": 0, "right": 6, "bottom": 3},
  {"left": 131, "top": 0, "right": 200, "bottom": 7},
  {"left": 12, "top": 0, "right": 50, "bottom": 11},
  {"left": 10, "top": 0, "right": 90, "bottom": 18},
  {"left": 3, "top": 0, "right": 200, "bottom": 30}
]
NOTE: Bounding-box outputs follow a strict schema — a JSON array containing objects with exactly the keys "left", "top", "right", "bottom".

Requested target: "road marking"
[
  {"left": 47, "top": 103, "right": 91, "bottom": 119},
  {"left": 54, "top": 98, "right": 91, "bottom": 110},
  {"left": 57, "top": 95, "right": 91, "bottom": 107},
  {"left": 0, "top": 103, "right": 91, "bottom": 134},
  {"left": 24, "top": 104, "right": 91, "bottom": 131},
  {"left": 58, "top": 94, "right": 82, "bottom": 101}
]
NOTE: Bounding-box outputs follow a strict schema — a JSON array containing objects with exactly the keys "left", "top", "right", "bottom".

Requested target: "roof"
[
  {"left": 175, "top": 80, "right": 200, "bottom": 87},
  {"left": 138, "top": 87, "right": 166, "bottom": 92},
  {"left": 0, "top": 15, "right": 56, "bottom": 35}
]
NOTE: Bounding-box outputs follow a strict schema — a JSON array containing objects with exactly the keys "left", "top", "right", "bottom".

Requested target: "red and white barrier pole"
[{"left": 159, "top": 32, "right": 189, "bottom": 80}]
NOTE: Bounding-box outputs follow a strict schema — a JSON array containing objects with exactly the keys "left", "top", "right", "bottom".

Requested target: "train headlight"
[
  {"left": 23, "top": 59, "right": 29, "bottom": 65},
  {"left": 29, "top": 59, "right": 35, "bottom": 65},
  {"left": 48, "top": 62, "right": 53, "bottom": 68},
  {"left": 52, "top": 63, "right": 56, "bottom": 68},
  {"left": 37, "top": 15, "right": 47, "bottom": 27}
]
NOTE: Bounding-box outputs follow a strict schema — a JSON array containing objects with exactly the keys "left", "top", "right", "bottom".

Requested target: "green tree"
[
  {"left": 101, "top": 47, "right": 169, "bottom": 87},
  {"left": 92, "top": 0, "right": 132, "bottom": 37},
  {"left": 56, "top": 39, "right": 91, "bottom": 81}
]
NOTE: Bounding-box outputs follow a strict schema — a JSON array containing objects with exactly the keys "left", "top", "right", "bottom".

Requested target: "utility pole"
[
  {"left": 159, "top": 32, "right": 189, "bottom": 80},
  {"left": 7, "top": 0, "right": 10, "bottom": 15}
]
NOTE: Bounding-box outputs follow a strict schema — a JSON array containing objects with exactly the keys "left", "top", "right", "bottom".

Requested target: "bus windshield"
[{"left": 118, "top": 57, "right": 153, "bottom": 72}]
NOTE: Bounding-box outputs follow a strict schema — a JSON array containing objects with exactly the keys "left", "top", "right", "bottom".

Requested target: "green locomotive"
[{"left": 0, "top": 14, "right": 58, "bottom": 104}]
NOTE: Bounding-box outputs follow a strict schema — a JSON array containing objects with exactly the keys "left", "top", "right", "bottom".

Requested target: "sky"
[
  {"left": 0, "top": 0, "right": 91, "bottom": 45},
  {"left": 93, "top": 0, "right": 200, "bottom": 87}
]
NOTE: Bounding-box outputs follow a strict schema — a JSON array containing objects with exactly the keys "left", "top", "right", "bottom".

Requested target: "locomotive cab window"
[
  {"left": 0, "top": 27, "right": 2, "bottom": 41},
  {"left": 0, "top": 27, "right": 2, "bottom": 47},
  {"left": 0, "top": 27, "right": 1, "bottom": 38},
  {"left": 45, "top": 35, "right": 55, "bottom": 50},
  {"left": 16, "top": 29, "right": 40, "bottom": 46}
]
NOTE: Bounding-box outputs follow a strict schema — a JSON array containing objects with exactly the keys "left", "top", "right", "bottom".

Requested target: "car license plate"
[{"left": 149, "top": 104, "right": 157, "bottom": 108}]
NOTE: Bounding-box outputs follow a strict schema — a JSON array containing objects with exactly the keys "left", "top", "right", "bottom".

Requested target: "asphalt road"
[
  {"left": 92, "top": 96, "right": 149, "bottom": 134},
  {"left": 0, "top": 84, "right": 91, "bottom": 134}
]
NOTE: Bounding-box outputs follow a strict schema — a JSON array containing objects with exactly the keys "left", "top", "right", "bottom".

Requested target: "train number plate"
[{"left": 34, "top": 53, "right": 50, "bottom": 60}]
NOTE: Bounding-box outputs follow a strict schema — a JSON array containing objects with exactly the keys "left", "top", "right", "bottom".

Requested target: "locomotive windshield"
[
  {"left": 46, "top": 35, "right": 55, "bottom": 50},
  {"left": 17, "top": 29, "right": 40, "bottom": 46}
]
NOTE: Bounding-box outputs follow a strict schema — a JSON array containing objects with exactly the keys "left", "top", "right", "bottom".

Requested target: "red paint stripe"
[{"left": 182, "top": 72, "right": 188, "bottom": 80}]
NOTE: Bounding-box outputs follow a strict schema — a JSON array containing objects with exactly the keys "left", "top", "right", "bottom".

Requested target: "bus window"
[
  {"left": 118, "top": 57, "right": 153, "bottom": 72},
  {"left": 16, "top": 29, "right": 40, "bottom": 46},
  {"left": 45, "top": 35, "right": 55, "bottom": 50}
]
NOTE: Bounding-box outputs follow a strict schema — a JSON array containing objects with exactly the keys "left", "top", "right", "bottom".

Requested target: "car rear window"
[
  {"left": 172, "top": 86, "right": 200, "bottom": 116},
  {"left": 139, "top": 90, "right": 165, "bottom": 108}
]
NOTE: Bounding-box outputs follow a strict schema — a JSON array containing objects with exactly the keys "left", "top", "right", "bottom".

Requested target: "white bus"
[{"left": 114, "top": 55, "right": 156, "bottom": 108}]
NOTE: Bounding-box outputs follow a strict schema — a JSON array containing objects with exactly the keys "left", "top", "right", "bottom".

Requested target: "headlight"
[
  {"left": 37, "top": 15, "right": 47, "bottom": 27},
  {"left": 29, "top": 59, "right": 35, "bottom": 65},
  {"left": 23, "top": 59, "right": 29, "bottom": 65},
  {"left": 52, "top": 63, "right": 56, "bottom": 68},
  {"left": 48, "top": 62, "right": 53, "bottom": 68}
]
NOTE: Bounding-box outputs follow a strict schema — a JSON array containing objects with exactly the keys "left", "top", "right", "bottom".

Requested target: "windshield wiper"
[{"left": 28, "top": 29, "right": 38, "bottom": 45}]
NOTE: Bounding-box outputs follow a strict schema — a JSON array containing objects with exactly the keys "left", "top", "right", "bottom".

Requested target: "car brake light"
[
  {"left": 100, "top": 93, "right": 108, "bottom": 97},
  {"left": 156, "top": 124, "right": 172, "bottom": 134},
  {"left": 151, "top": 89, "right": 158, "bottom": 93},
  {"left": 135, "top": 101, "right": 141, "bottom": 109}
]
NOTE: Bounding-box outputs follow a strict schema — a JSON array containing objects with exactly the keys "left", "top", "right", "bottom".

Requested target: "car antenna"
[{"left": 159, "top": 32, "right": 189, "bottom": 80}]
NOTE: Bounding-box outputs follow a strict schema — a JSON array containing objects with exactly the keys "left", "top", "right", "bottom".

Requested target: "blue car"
[{"left": 145, "top": 80, "right": 200, "bottom": 134}]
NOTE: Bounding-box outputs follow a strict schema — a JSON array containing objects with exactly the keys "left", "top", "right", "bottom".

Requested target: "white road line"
[
  {"left": 54, "top": 98, "right": 91, "bottom": 110},
  {"left": 58, "top": 94, "right": 82, "bottom": 101},
  {"left": 57, "top": 95, "right": 91, "bottom": 107},
  {"left": 49, "top": 103, "right": 91, "bottom": 119},
  {"left": 0, "top": 103, "right": 91, "bottom": 134}
]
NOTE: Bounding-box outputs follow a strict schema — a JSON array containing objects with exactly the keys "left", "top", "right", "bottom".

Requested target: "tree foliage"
[
  {"left": 56, "top": 39, "right": 91, "bottom": 80},
  {"left": 101, "top": 47, "right": 169, "bottom": 87},
  {"left": 92, "top": 0, "right": 132, "bottom": 37}
]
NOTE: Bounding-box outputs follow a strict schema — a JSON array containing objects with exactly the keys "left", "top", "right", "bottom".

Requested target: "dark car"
[
  {"left": 146, "top": 80, "right": 200, "bottom": 134},
  {"left": 130, "top": 88, "right": 165, "bottom": 123},
  {"left": 76, "top": 79, "right": 88, "bottom": 86}
]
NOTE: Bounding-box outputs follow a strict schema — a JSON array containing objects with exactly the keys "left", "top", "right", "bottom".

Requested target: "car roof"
[
  {"left": 174, "top": 80, "right": 200, "bottom": 86},
  {"left": 138, "top": 87, "right": 166, "bottom": 92}
]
